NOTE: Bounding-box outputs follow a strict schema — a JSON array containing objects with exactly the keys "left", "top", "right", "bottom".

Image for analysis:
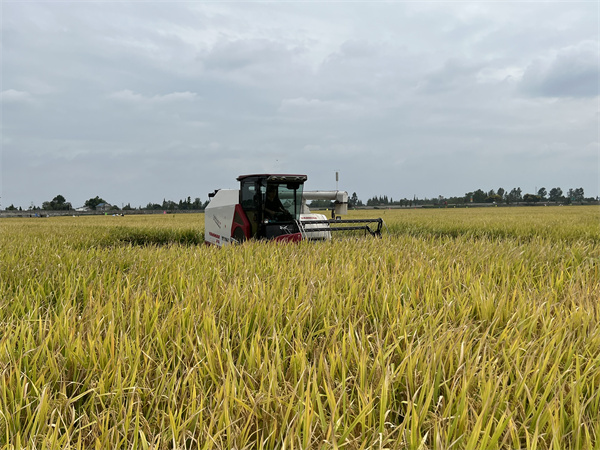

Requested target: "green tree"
[
  {"left": 566, "top": 188, "right": 584, "bottom": 204},
  {"left": 549, "top": 187, "right": 563, "bottom": 202},
  {"left": 537, "top": 187, "right": 547, "bottom": 199},
  {"left": 523, "top": 193, "right": 541, "bottom": 203},
  {"left": 472, "top": 189, "right": 486, "bottom": 203},
  {"left": 192, "top": 198, "right": 203, "bottom": 209},
  {"left": 486, "top": 194, "right": 502, "bottom": 203},
  {"left": 507, "top": 187, "right": 522, "bottom": 204},
  {"left": 43, "top": 194, "right": 72, "bottom": 211},
  {"left": 366, "top": 196, "right": 390, "bottom": 206},
  {"left": 85, "top": 196, "right": 107, "bottom": 210},
  {"left": 349, "top": 192, "right": 362, "bottom": 208},
  {"left": 464, "top": 190, "right": 486, "bottom": 203}
]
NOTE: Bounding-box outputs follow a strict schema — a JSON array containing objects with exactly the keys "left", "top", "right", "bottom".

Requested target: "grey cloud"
[
  {"left": 108, "top": 90, "right": 199, "bottom": 105},
  {"left": 328, "top": 40, "right": 382, "bottom": 61},
  {"left": 417, "top": 58, "right": 485, "bottom": 94},
  {"left": 278, "top": 97, "right": 365, "bottom": 120},
  {"left": 1, "top": 89, "right": 36, "bottom": 104},
  {"left": 203, "top": 39, "right": 302, "bottom": 72},
  {"left": 520, "top": 41, "right": 599, "bottom": 98}
]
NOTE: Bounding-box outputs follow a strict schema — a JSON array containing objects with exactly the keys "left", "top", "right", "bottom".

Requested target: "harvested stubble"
[{"left": 1, "top": 206, "right": 599, "bottom": 449}]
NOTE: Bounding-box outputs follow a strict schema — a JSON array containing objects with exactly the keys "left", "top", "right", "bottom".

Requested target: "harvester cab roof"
[{"left": 204, "top": 174, "right": 383, "bottom": 246}]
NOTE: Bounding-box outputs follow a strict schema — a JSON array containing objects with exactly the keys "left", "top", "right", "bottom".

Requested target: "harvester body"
[{"left": 204, "top": 174, "right": 382, "bottom": 246}]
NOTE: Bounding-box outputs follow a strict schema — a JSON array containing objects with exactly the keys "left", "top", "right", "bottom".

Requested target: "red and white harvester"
[{"left": 204, "top": 174, "right": 383, "bottom": 246}]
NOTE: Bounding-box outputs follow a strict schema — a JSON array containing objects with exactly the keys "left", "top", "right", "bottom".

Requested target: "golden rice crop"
[{"left": 1, "top": 206, "right": 599, "bottom": 449}]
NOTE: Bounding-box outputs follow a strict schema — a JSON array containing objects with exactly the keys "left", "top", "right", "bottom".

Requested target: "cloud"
[
  {"left": 204, "top": 39, "right": 297, "bottom": 72},
  {"left": 1, "top": 89, "right": 35, "bottom": 104},
  {"left": 520, "top": 41, "right": 599, "bottom": 98},
  {"left": 108, "top": 90, "right": 198, "bottom": 104},
  {"left": 278, "top": 97, "right": 362, "bottom": 118},
  {"left": 417, "top": 58, "right": 484, "bottom": 94}
]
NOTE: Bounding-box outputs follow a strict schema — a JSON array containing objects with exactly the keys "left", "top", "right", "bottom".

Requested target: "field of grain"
[{"left": 1, "top": 206, "right": 599, "bottom": 449}]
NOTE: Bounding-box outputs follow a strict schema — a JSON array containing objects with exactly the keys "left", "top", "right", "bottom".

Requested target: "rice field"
[{"left": 1, "top": 206, "right": 599, "bottom": 449}]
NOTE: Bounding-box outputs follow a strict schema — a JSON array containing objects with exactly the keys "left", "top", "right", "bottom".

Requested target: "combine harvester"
[{"left": 204, "top": 174, "right": 383, "bottom": 246}]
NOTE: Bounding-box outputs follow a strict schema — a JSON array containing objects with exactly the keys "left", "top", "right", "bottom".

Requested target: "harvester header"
[{"left": 205, "top": 174, "right": 383, "bottom": 246}]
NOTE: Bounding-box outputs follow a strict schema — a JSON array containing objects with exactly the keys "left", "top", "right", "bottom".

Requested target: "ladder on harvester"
[{"left": 295, "top": 218, "right": 308, "bottom": 240}]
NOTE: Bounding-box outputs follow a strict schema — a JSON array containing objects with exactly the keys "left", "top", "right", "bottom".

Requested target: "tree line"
[
  {"left": 3, "top": 195, "right": 210, "bottom": 212},
  {"left": 2, "top": 186, "right": 596, "bottom": 212},
  {"left": 358, "top": 186, "right": 593, "bottom": 207}
]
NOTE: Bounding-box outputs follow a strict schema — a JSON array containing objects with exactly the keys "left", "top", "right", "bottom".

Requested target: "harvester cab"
[
  {"left": 238, "top": 174, "right": 307, "bottom": 242},
  {"left": 204, "top": 174, "right": 383, "bottom": 246}
]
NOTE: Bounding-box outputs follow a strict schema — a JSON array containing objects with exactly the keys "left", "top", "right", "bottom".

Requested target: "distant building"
[
  {"left": 96, "top": 203, "right": 112, "bottom": 211},
  {"left": 75, "top": 206, "right": 91, "bottom": 212}
]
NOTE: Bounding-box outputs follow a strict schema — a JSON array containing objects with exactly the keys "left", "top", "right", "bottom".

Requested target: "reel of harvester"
[{"left": 296, "top": 217, "right": 383, "bottom": 240}]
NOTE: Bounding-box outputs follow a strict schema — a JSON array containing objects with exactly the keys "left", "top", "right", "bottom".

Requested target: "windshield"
[{"left": 265, "top": 182, "right": 303, "bottom": 220}]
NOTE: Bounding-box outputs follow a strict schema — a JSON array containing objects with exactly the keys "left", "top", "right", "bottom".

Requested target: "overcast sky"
[{"left": 1, "top": 1, "right": 598, "bottom": 209}]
